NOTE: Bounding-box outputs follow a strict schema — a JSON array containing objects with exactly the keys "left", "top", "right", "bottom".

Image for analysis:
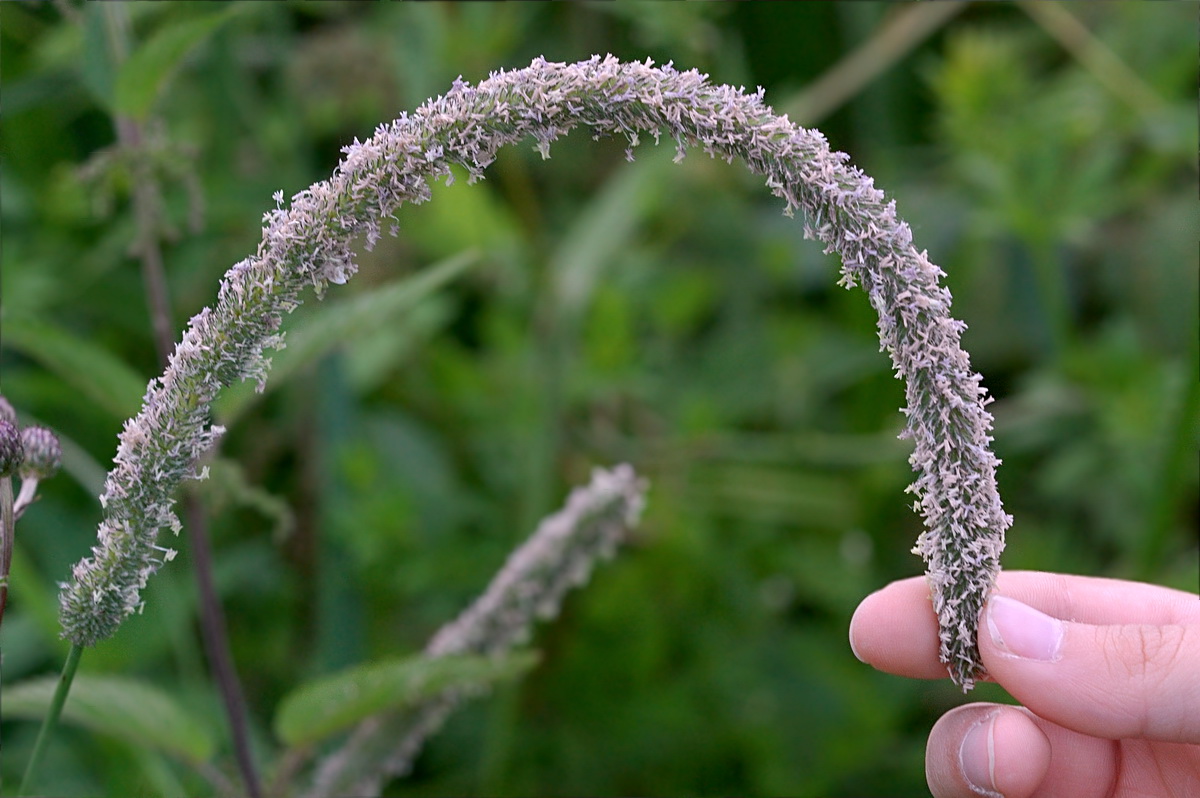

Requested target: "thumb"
[{"left": 979, "top": 595, "right": 1200, "bottom": 743}]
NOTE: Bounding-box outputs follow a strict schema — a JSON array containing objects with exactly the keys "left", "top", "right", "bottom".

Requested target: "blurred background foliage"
[{"left": 1, "top": 2, "right": 1196, "bottom": 796}]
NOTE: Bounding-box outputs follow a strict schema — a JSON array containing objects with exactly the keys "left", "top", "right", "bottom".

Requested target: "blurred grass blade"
[
  {"left": 214, "top": 250, "right": 479, "bottom": 426},
  {"left": 2, "top": 317, "right": 145, "bottom": 420},
  {"left": 274, "top": 650, "right": 538, "bottom": 748},
  {"left": 114, "top": 6, "right": 241, "bottom": 120},
  {"left": 4, "top": 674, "right": 216, "bottom": 764},
  {"left": 551, "top": 146, "right": 674, "bottom": 319}
]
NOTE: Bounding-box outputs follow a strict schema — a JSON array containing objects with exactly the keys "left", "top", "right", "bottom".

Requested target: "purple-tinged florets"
[
  {"left": 61, "top": 57, "right": 1008, "bottom": 690},
  {"left": 19, "top": 426, "right": 62, "bottom": 481},
  {"left": 0, "top": 420, "right": 22, "bottom": 478}
]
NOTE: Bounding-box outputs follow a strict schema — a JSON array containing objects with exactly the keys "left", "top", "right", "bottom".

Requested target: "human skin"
[{"left": 849, "top": 570, "right": 1200, "bottom": 797}]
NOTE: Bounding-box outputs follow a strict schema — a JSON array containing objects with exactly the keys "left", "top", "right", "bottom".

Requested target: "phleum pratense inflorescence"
[
  {"left": 60, "top": 55, "right": 1009, "bottom": 690},
  {"left": 307, "top": 464, "right": 647, "bottom": 797}
]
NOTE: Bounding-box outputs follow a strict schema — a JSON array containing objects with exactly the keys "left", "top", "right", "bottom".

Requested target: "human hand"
[{"left": 849, "top": 570, "right": 1200, "bottom": 797}]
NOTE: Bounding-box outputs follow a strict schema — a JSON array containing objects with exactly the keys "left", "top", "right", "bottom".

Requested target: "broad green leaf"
[
  {"left": 274, "top": 650, "right": 539, "bottom": 747},
  {"left": 114, "top": 6, "right": 240, "bottom": 120},
  {"left": 3, "top": 674, "right": 215, "bottom": 764},
  {"left": 1, "top": 317, "right": 145, "bottom": 420},
  {"left": 81, "top": 3, "right": 117, "bottom": 111},
  {"left": 214, "top": 250, "right": 479, "bottom": 426}
]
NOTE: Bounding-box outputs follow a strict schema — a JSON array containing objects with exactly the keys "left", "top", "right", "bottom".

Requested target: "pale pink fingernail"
[
  {"left": 959, "top": 710, "right": 1002, "bottom": 797},
  {"left": 986, "top": 596, "right": 1063, "bottom": 662}
]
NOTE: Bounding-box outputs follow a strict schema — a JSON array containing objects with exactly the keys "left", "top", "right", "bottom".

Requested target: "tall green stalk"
[{"left": 18, "top": 643, "right": 84, "bottom": 796}]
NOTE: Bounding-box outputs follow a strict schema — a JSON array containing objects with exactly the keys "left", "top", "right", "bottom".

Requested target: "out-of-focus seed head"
[
  {"left": 20, "top": 426, "right": 62, "bottom": 480},
  {"left": 0, "top": 420, "right": 23, "bottom": 478}
]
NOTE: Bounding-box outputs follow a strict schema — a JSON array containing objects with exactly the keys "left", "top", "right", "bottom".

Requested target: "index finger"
[{"left": 848, "top": 570, "right": 1200, "bottom": 680}]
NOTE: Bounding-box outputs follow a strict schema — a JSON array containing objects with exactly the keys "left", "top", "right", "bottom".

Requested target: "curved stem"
[{"left": 19, "top": 643, "right": 83, "bottom": 796}]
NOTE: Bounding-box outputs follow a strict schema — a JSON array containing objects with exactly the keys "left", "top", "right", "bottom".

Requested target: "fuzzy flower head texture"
[
  {"left": 60, "top": 56, "right": 1008, "bottom": 689},
  {"left": 0, "top": 420, "right": 22, "bottom": 479},
  {"left": 19, "top": 426, "right": 62, "bottom": 481}
]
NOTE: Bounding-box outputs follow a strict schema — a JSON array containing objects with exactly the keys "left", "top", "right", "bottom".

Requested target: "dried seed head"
[{"left": 20, "top": 426, "right": 62, "bottom": 480}]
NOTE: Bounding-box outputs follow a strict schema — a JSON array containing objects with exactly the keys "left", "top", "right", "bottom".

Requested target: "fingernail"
[
  {"left": 849, "top": 622, "right": 865, "bottom": 663},
  {"left": 848, "top": 590, "right": 881, "bottom": 664},
  {"left": 959, "top": 711, "right": 1002, "bottom": 797},
  {"left": 987, "top": 596, "right": 1063, "bottom": 662}
]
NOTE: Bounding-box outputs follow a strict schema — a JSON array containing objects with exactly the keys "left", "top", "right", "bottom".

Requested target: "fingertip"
[
  {"left": 979, "top": 709, "right": 1051, "bottom": 798},
  {"left": 928, "top": 706, "right": 1051, "bottom": 798},
  {"left": 848, "top": 586, "right": 883, "bottom": 664},
  {"left": 849, "top": 577, "right": 948, "bottom": 679}
]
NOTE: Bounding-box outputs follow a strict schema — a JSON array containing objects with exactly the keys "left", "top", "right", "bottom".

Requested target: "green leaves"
[
  {"left": 213, "top": 251, "right": 479, "bottom": 425},
  {"left": 4, "top": 674, "right": 215, "bottom": 764},
  {"left": 273, "top": 650, "right": 538, "bottom": 747},
  {"left": 2, "top": 317, "right": 145, "bottom": 421},
  {"left": 113, "top": 6, "right": 241, "bottom": 119}
]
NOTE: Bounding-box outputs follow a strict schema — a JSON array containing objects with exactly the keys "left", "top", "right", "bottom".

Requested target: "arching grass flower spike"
[{"left": 61, "top": 55, "right": 1009, "bottom": 690}]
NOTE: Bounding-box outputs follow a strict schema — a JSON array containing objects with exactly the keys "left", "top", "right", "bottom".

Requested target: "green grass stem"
[{"left": 18, "top": 643, "right": 84, "bottom": 797}]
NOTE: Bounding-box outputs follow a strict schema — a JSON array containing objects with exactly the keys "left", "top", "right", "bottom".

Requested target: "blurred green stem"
[
  {"left": 1019, "top": 1, "right": 1164, "bottom": 118},
  {"left": 782, "top": 1, "right": 964, "bottom": 125},
  {"left": 1027, "top": 239, "right": 1071, "bottom": 359},
  {"left": 19, "top": 643, "right": 83, "bottom": 796}
]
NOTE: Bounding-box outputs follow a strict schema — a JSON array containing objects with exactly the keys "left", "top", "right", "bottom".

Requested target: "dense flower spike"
[
  {"left": 307, "top": 464, "right": 647, "bottom": 798},
  {"left": 59, "top": 56, "right": 1008, "bottom": 689}
]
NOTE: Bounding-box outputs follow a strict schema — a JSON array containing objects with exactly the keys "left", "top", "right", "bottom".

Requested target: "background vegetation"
[{"left": 1, "top": 2, "right": 1196, "bottom": 795}]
